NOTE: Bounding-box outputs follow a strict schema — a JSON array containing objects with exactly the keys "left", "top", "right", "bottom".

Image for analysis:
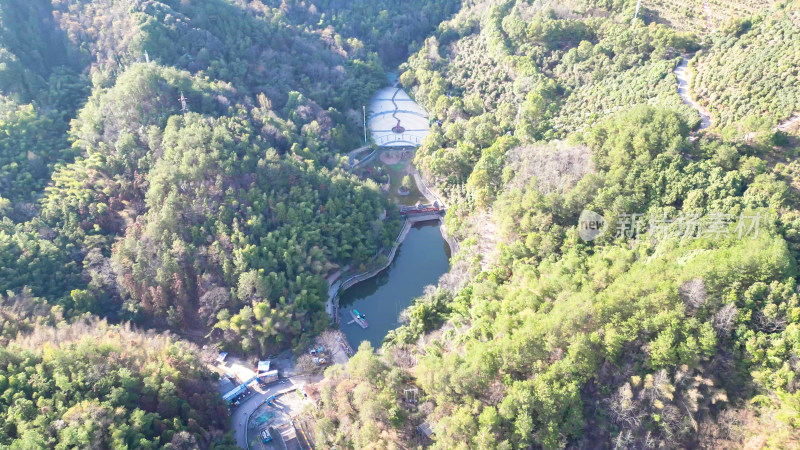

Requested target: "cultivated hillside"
[{"left": 311, "top": 1, "right": 800, "bottom": 448}]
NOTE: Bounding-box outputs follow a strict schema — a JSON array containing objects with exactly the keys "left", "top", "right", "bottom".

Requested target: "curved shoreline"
[
  {"left": 328, "top": 213, "right": 448, "bottom": 324},
  {"left": 325, "top": 174, "right": 453, "bottom": 325}
]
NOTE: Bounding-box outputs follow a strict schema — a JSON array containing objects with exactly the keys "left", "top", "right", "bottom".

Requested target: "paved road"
[
  {"left": 347, "top": 145, "right": 371, "bottom": 157},
  {"left": 231, "top": 379, "right": 298, "bottom": 449},
  {"left": 326, "top": 280, "right": 341, "bottom": 318}
]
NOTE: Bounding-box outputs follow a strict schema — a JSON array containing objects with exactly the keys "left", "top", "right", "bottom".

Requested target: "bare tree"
[
  {"left": 295, "top": 354, "right": 321, "bottom": 375},
  {"left": 388, "top": 346, "right": 417, "bottom": 369},
  {"left": 753, "top": 309, "right": 788, "bottom": 333},
  {"left": 504, "top": 141, "right": 592, "bottom": 194},
  {"left": 438, "top": 255, "right": 472, "bottom": 291},
  {"left": 712, "top": 303, "right": 738, "bottom": 335},
  {"left": 679, "top": 278, "right": 707, "bottom": 312},
  {"left": 198, "top": 286, "right": 229, "bottom": 326},
  {"left": 608, "top": 383, "right": 642, "bottom": 429},
  {"left": 316, "top": 329, "right": 343, "bottom": 353}
]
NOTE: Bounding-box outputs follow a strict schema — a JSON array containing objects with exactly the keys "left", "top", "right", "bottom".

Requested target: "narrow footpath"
[{"left": 674, "top": 56, "right": 712, "bottom": 130}]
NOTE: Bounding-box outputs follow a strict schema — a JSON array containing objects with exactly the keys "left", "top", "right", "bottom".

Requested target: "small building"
[
  {"left": 222, "top": 376, "right": 258, "bottom": 405},
  {"left": 418, "top": 422, "right": 434, "bottom": 439},
  {"left": 216, "top": 352, "right": 228, "bottom": 364},
  {"left": 258, "top": 369, "right": 279, "bottom": 385},
  {"left": 256, "top": 360, "right": 271, "bottom": 374},
  {"left": 222, "top": 384, "right": 247, "bottom": 405},
  {"left": 218, "top": 376, "right": 236, "bottom": 396}
]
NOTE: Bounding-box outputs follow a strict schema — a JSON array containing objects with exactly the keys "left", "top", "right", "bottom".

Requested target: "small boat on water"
[{"left": 348, "top": 309, "right": 369, "bottom": 329}]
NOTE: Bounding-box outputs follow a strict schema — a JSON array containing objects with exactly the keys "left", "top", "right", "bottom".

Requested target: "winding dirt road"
[{"left": 674, "top": 56, "right": 712, "bottom": 130}]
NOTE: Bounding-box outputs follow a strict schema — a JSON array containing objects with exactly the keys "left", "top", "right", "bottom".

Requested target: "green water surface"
[{"left": 339, "top": 221, "right": 450, "bottom": 350}]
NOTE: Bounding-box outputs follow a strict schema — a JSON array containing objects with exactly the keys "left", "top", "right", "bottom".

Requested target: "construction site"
[{"left": 246, "top": 390, "right": 313, "bottom": 450}]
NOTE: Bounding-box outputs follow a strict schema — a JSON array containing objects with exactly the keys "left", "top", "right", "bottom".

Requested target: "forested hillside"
[
  {"left": 0, "top": 0, "right": 457, "bottom": 355},
  {"left": 0, "top": 0, "right": 88, "bottom": 208},
  {"left": 383, "top": 107, "right": 800, "bottom": 448},
  {"left": 401, "top": 0, "right": 699, "bottom": 191},
  {"left": 0, "top": 316, "right": 231, "bottom": 448},
  {"left": 0, "top": 0, "right": 456, "bottom": 444},
  {"left": 275, "top": 0, "right": 461, "bottom": 66},
  {"left": 3, "top": 0, "right": 800, "bottom": 448},
  {"left": 0, "top": 0, "right": 453, "bottom": 442},
  {"left": 311, "top": 0, "right": 800, "bottom": 448},
  {"left": 642, "top": 0, "right": 778, "bottom": 33}
]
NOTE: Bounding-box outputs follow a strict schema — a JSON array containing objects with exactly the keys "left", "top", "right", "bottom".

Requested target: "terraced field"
[
  {"left": 643, "top": 0, "right": 779, "bottom": 33},
  {"left": 693, "top": 3, "right": 800, "bottom": 129}
]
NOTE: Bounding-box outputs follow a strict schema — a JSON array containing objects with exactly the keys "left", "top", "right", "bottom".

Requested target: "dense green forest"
[
  {"left": 2, "top": 0, "right": 800, "bottom": 448},
  {"left": 0, "top": 0, "right": 452, "bottom": 446},
  {"left": 401, "top": 0, "right": 701, "bottom": 190},
  {"left": 0, "top": 0, "right": 460, "bottom": 356},
  {"left": 0, "top": 316, "right": 232, "bottom": 448},
  {"left": 275, "top": 0, "right": 461, "bottom": 66}
]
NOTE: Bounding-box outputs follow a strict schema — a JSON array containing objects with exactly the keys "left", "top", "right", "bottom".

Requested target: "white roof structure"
[{"left": 368, "top": 87, "right": 430, "bottom": 148}]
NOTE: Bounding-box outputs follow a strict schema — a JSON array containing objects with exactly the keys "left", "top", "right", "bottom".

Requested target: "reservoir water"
[{"left": 339, "top": 221, "right": 450, "bottom": 350}]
